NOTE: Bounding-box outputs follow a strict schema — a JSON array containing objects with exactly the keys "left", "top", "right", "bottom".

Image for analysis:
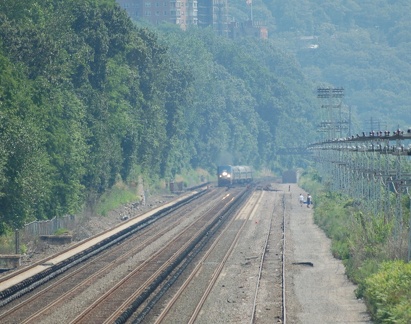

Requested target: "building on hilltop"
[
  {"left": 116, "top": 0, "right": 228, "bottom": 33},
  {"left": 229, "top": 20, "right": 268, "bottom": 40},
  {"left": 116, "top": 0, "right": 265, "bottom": 38},
  {"left": 116, "top": 0, "right": 198, "bottom": 30},
  {"left": 198, "top": 0, "right": 229, "bottom": 36}
]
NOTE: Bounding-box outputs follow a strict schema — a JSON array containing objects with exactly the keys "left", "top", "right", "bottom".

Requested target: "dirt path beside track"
[{"left": 283, "top": 183, "right": 371, "bottom": 323}]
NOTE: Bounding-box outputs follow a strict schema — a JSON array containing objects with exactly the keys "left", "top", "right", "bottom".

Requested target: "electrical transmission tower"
[{"left": 317, "top": 87, "right": 349, "bottom": 141}]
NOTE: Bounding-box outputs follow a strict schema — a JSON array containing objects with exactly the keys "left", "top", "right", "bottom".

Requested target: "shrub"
[
  {"left": 364, "top": 261, "right": 411, "bottom": 323},
  {"left": 96, "top": 185, "right": 139, "bottom": 217},
  {"left": 20, "top": 244, "right": 28, "bottom": 254}
]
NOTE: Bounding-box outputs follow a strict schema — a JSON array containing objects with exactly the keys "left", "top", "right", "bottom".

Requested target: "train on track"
[{"left": 217, "top": 165, "right": 253, "bottom": 187}]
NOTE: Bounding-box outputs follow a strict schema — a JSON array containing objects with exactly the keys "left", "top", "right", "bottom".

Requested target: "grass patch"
[
  {"left": 54, "top": 228, "right": 71, "bottom": 235},
  {"left": 96, "top": 184, "right": 140, "bottom": 217}
]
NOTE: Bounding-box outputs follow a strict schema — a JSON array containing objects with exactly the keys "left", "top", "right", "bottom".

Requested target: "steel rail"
[
  {"left": 250, "top": 190, "right": 273, "bottom": 323},
  {"left": 187, "top": 190, "right": 262, "bottom": 323},
  {"left": 72, "top": 189, "right": 238, "bottom": 323},
  {"left": 150, "top": 189, "right": 257, "bottom": 323}
]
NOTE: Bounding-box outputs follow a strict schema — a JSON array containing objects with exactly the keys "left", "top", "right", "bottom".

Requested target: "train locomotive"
[{"left": 217, "top": 165, "right": 253, "bottom": 187}]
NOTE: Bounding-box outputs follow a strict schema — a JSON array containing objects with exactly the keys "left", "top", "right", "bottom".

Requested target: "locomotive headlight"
[
  {"left": 227, "top": 174, "right": 231, "bottom": 178},
  {"left": 222, "top": 171, "right": 228, "bottom": 176}
]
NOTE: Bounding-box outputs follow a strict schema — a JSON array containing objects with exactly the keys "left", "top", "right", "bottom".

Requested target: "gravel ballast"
[{"left": 2, "top": 184, "right": 372, "bottom": 323}]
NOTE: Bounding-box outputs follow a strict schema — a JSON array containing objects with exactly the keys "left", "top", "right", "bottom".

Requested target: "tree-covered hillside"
[
  {"left": 230, "top": 0, "right": 411, "bottom": 130},
  {"left": 155, "top": 27, "right": 317, "bottom": 168},
  {"left": 0, "top": 0, "right": 316, "bottom": 232}
]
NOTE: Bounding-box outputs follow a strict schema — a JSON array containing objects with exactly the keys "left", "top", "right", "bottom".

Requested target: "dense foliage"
[
  {"left": 364, "top": 261, "right": 411, "bottom": 323},
  {"left": 155, "top": 27, "right": 316, "bottom": 169},
  {"left": 230, "top": 0, "right": 411, "bottom": 130},
  {"left": 0, "top": 0, "right": 316, "bottom": 232}
]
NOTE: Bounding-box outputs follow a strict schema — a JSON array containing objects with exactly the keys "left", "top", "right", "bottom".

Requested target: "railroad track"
[
  {"left": 108, "top": 187, "right": 251, "bottom": 323},
  {"left": 0, "top": 188, "right": 218, "bottom": 322},
  {"left": 0, "top": 187, "right": 252, "bottom": 323},
  {"left": 0, "top": 183, "right": 290, "bottom": 324},
  {"left": 251, "top": 192, "right": 287, "bottom": 324},
  {"left": 0, "top": 189, "right": 209, "bottom": 304},
  {"left": 155, "top": 189, "right": 266, "bottom": 323},
  {"left": 148, "top": 187, "right": 286, "bottom": 324}
]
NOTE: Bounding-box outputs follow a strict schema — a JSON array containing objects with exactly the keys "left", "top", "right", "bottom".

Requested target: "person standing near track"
[
  {"left": 306, "top": 194, "right": 312, "bottom": 208},
  {"left": 299, "top": 193, "right": 304, "bottom": 207}
]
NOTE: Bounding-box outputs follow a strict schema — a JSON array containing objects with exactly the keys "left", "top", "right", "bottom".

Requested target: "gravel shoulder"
[
  {"left": 4, "top": 184, "right": 373, "bottom": 323},
  {"left": 284, "top": 183, "right": 372, "bottom": 323}
]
